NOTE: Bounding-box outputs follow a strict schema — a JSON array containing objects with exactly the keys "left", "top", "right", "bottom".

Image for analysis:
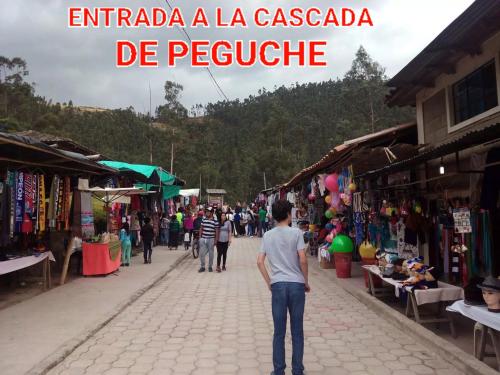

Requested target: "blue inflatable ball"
[{"left": 325, "top": 223, "right": 334, "bottom": 231}]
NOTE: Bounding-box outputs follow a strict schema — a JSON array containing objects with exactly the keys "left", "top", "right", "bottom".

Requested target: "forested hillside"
[{"left": 0, "top": 47, "right": 414, "bottom": 203}]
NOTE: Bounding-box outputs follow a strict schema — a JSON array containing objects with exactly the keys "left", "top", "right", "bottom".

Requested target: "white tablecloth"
[
  {"left": 0, "top": 252, "right": 55, "bottom": 275},
  {"left": 447, "top": 300, "right": 500, "bottom": 332},
  {"left": 363, "top": 265, "right": 464, "bottom": 305}
]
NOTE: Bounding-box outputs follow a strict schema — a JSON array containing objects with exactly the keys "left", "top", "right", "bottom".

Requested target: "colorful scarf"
[{"left": 15, "top": 171, "right": 25, "bottom": 233}]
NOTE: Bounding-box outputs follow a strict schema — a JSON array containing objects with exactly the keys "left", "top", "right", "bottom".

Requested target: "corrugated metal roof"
[
  {"left": 282, "top": 123, "right": 417, "bottom": 188},
  {"left": 0, "top": 132, "right": 116, "bottom": 174},
  {"left": 16, "top": 130, "right": 110, "bottom": 159},
  {"left": 357, "top": 122, "right": 500, "bottom": 178},
  {"left": 387, "top": 0, "right": 500, "bottom": 107}
]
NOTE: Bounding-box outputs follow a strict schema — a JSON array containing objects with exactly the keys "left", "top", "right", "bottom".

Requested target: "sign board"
[{"left": 452, "top": 208, "right": 471, "bottom": 234}]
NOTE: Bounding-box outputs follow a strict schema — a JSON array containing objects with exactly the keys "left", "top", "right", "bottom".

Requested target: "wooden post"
[{"left": 60, "top": 237, "right": 75, "bottom": 285}]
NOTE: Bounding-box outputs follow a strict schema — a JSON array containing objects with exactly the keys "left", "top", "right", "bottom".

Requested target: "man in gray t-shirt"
[{"left": 257, "top": 200, "right": 310, "bottom": 375}]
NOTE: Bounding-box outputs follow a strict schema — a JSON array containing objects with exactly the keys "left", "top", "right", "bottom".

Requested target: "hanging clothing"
[
  {"left": 38, "top": 175, "right": 46, "bottom": 232},
  {"left": 80, "top": 192, "right": 95, "bottom": 239},
  {"left": 14, "top": 171, "right": 25, "bottom": 233}
]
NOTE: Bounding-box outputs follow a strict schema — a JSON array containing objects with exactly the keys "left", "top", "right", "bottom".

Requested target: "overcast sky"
[{"left": 1, "top": 0, "right": 474, "bottom": 113}]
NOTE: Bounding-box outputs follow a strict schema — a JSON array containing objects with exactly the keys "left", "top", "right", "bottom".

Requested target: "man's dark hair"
[
  {"left": 144, "top": 217, "right": 151, "bottom": 224},
  {"left": 272, "top": 200, "right": 293, "bottom": 222}
]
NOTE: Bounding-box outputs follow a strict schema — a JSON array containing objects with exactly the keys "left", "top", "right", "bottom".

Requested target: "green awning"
[
  {"left": 162, "top": 185, "right": 181, "bottom": 200},
  {"left": 157, "top": 169, "right": 175, "bottom": 185},
  {"left": 134, "top": 183, "right": 180, "bottom": 200},
  {"left": 99, "top": 161, "right": 175, "bottom": 185}
]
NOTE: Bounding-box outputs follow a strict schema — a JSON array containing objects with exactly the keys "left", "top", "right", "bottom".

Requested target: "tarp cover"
[
  {"left": 99, "top": 161, "right": 175, "bottom": 184},
  {"left": 162, "top": 185, "right": 181, "bottom": 200}
]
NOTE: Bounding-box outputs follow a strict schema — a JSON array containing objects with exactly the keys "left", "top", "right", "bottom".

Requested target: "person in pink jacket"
[{"left": 183, "top": 211, "right": 194, "bottom": 245}]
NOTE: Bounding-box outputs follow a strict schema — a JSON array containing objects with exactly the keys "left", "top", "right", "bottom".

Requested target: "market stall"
[
  {"left": 0, "top": 132, "right": 116, "bottom": 292},
  {"left": 82, "top": 237, "right": 121, "bottom": 276}
]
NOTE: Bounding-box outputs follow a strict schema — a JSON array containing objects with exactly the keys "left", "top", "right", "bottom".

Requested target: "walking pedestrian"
[
  {"left": 130, "top": 211, "right": 141, "bottom": 247},
  {"left": 184, "top": 231, "right": 191, "bottom": 250},
  {"left": 183, "top": 210, "right": 194, "bottom": 242},
  {"left": 259, "top": 206, "right": 268, "bottom": 237},
  {"left": 168, "top": 215, "right": 179, "bottom": 250},
  {"left": 198, "top": 207, "right": 219, "bottom": 273},
  {"left": 120, "top": 222, "right": 132, "bottom": 267},
  {"left": 233, "top": 210, "right": 241, "bottom": 237},
  {"left": 216, "top": 212, "right": 232, "bottom": 272},
  {"left": 160, "top": 213, "right": 170, "bottom": 245},
  {"left": 247, "top": 207, "right": 256, "bottom": 237},
  {"left": 193, "top": 210, "right": 203, "bottom": 231},
  {"left": 140, "top": 217, "right": 154, "bottom": 264},
  {"left": 257, "top": 200, "right": 310, "bottom": 375}
]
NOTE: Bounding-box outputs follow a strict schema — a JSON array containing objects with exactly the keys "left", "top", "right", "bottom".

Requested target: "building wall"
[{"left": 416, "top": 30, "right": 500, "bottom": 145}]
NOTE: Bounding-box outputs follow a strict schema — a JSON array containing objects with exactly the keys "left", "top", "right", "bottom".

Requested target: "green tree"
[{"left": 156, "top": 81, "right": 188, "bottom": 123}]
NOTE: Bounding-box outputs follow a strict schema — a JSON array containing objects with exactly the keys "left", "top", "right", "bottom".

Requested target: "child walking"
[
  {"left": 184, "top": 231, "right": 191, "bottom": 250},
  {"left": 120, "top": 222, "right": 132, "bottom": 267}
]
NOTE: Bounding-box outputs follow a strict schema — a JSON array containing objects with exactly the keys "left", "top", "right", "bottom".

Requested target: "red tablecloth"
[{"left": 82, "top": 242, "right": 121, "bottom": 276}]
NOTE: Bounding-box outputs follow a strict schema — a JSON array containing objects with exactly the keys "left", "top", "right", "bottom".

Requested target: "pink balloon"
[
  {"left": 308, "top": 193, "right": 316, "bottom": 202},
  {"left": 325, "top": 174, "right": 339, "bottom": 192}
]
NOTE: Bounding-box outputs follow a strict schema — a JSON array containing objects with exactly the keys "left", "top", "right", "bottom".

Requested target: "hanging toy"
[
  {"left": 348, "top": 182, "right": 357, "bottom": 193},
  {"left": 308, "top": 193, "right": 316, "bottom": 202},
  {"left": 332, "top": 192, "right": 340, "bottom": 208},
  {"left": 325, "top": 173, "right": 339, "bottom": 192}
]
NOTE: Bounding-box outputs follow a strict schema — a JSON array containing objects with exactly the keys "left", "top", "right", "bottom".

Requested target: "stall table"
[
  {"left": 82, "top": 241, "right": 121, "bottom": 276},
  {"left": 0, "top": 252, "right": 55, "bottom": 290},
  {"left": 363, "top": 265, "right": 463, "bottom": 335},
  {"left": 447, "top": 300, "right": 500, "bottom": 370}
]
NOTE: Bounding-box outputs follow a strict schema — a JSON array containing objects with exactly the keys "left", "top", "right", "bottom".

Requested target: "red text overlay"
[{"left": 68, "top": 6, "right": 374, "bottom": 68}]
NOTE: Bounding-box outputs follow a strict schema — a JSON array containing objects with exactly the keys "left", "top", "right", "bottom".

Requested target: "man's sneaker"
[
  {"left": 208, "top": 267, "right": 213, "bottom": 272},
  {"left": 198, "top": 267, "right": 205, "bottom": 273}
]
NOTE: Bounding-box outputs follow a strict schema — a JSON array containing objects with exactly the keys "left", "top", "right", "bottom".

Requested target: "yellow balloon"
[{"left": 325, "top": 196, "right": 332, "bottom": 204}]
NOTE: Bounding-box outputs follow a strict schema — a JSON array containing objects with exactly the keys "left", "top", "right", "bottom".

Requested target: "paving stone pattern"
[{"left": 48, "top": 238, "right": 464, "bottom": 375}]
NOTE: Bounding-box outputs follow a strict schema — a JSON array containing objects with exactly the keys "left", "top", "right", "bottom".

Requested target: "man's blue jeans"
[{"left": 271, "top": 282, "right": 305, "bottom": 375}]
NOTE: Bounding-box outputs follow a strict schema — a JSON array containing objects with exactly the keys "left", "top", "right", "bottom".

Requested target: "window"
[{"left": 452, "top": 60, "right": 498, "bottom": 124}]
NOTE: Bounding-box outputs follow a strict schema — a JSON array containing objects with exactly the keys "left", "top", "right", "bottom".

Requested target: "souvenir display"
[{"left": 477, "top": 276, "right": 500, "bottom": 313}]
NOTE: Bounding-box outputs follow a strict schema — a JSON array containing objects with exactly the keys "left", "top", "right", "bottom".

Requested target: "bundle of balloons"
[{"left": 324, "top": 171, "right": 357, "bottom": 212}]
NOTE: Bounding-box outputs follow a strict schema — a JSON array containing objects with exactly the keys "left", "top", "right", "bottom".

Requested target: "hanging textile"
[
  {"left": 0, "top": 178, "right": 10, "bottom": 246},
  {"left": 22, "top": 173, "right": 34, "bottom": 233},
  {"left": 14, "top": 171, "right": 24, "bottom": 233},
  {"left": 7, "top": 171, "right": 15, "bottom": 237},
  {"left": 482, "top": 211, "right": 492, "bottom": 275},
  {"left": 47, "top": 175, "right": 59, "bottom": 228},
  {"left": 56, "top": 177, "right": 64, "bottom": 230},
  {"left": 80, "top": 191, "right": 95, "bottom": 239},
  {"left": 38, "top": 174, "right": 46, "bottom": 232},
  {"left": 353, "top": 192, "right": 364, "bottom": 245},
  {"left": 63, "top": 176, "right": 72, "bottom": 231}
]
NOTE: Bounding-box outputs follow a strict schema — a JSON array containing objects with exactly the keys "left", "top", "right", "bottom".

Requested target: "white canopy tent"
[
  {"left": 179, "top": 188, "right": 200, "bottom": 197},
  {"left": 82, "top": 187, "right": 155, "bottom": 205}
]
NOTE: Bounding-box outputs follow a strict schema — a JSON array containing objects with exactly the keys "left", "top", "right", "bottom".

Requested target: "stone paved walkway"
[{"left": 48, "top": 238, "right": 464, "bottom": 375}]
